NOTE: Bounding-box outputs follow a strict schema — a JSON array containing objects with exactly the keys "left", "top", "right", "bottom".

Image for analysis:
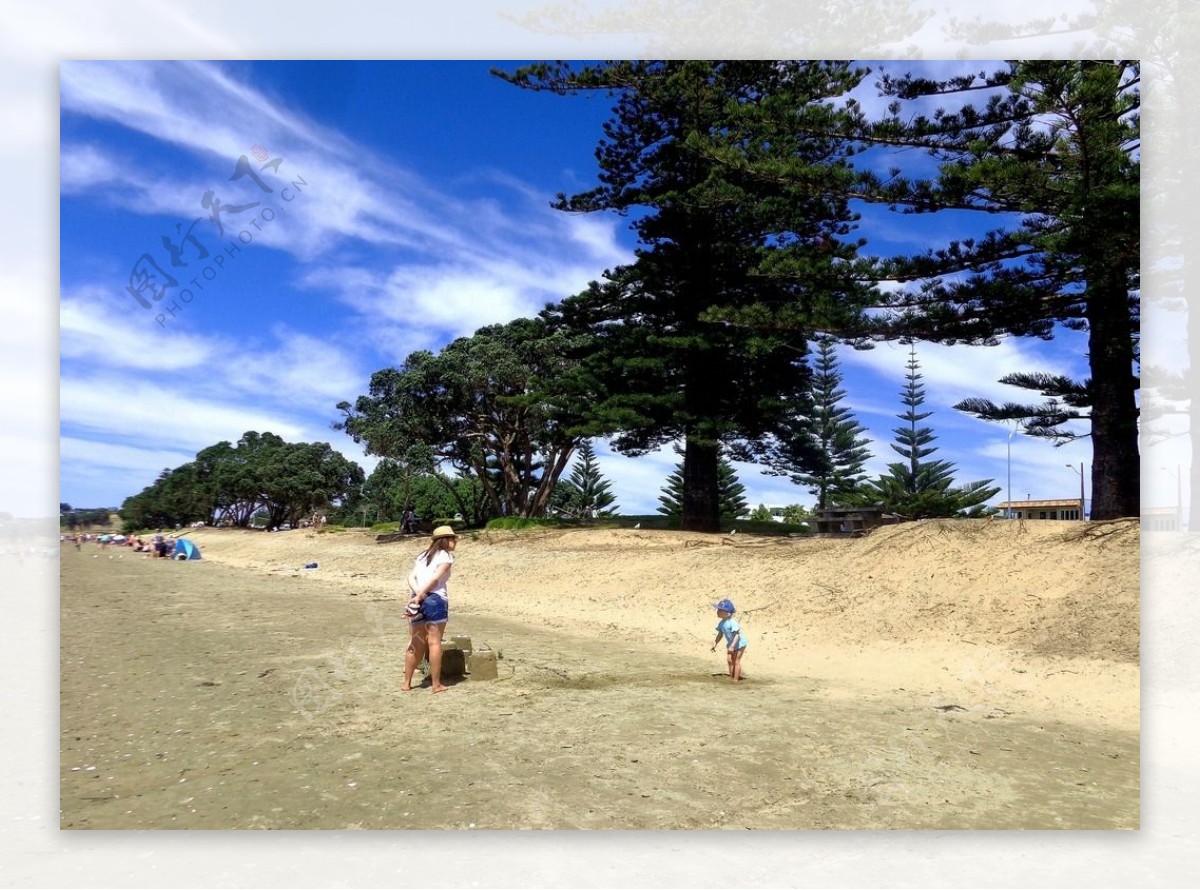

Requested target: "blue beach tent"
[{"left": 173, "top": 538, "right": 202, "bottom": 560}]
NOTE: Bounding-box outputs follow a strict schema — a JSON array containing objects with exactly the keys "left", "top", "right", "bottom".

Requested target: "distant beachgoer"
[
  {"left": 710, "top": 598, "right": 747, "bottom": 683},
  {"left": 402, "top": 525, "right": 458, "bottom": 695}
]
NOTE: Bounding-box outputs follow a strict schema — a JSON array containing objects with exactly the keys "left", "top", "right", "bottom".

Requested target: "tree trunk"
[
  {"left": 681, "top": 437, "right": 721, "bottom": 532},
  {"left": 528, "top": 444, "right": 576, "bottom": 517},
  {"left": 1087, "top": 271, "right": 1141, "bottom": 520}
]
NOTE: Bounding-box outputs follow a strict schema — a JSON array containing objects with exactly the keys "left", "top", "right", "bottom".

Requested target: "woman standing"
[{"left": 402, "top": 525, "right": 458, "bottom": 694}]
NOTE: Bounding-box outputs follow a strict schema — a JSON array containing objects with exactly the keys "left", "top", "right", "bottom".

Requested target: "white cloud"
[
  {"left": 228, "top": 327, "right": 366, "bottom": 412},
  {"left": 842, "top": 335, "right": 1089, "bottom": 414},
  {"left": 61, "top": 288, "right": 218, "bottom": 371},
  {"left": 60, "top": 435, "right": 193, "bottom": 474},
  {"left": 320, "top": 264, "right": 535, "bottom": 341},
  {"left": 59, "top": 143, "right": 125, "bottom": 192},
  {"left": 60, "top": 60, "right": 636, "bottom": 278},
  {"left": 563, "top": 214, "right": 630, "bottom": 272},
  {"left": 60, "top": 375, "right": 306, "bottom": 451}
]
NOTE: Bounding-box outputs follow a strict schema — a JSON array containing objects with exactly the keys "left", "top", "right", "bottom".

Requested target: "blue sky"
[{"left": 61, "top": 60, "right": 1103, "bottom": 517}]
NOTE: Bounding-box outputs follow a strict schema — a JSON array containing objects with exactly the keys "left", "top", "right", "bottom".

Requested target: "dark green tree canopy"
[
  {"left": 765, "top": 336, "right": 871, "bottom": 509},
  {"left": 500, "top": 60, "right": 878, "bottom": 531},
  {"left": 352, "top": 461, "right": 489, "bottom": 528},
  {"left": 855, "top": 61, "right": 1139, "bottom": 519},
  {"left": 335, "top": 317, "right": 592, "bottom": 519},
  {"left": 687, "top": 60, "right": 1138, "bottom": 520},
  {"left": 120, "top": 431, "right": 364, "bottom": 532}
]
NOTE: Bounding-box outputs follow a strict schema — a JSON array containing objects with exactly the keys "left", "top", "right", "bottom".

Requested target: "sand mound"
[{"left": 184, "top": 517, "right": 1138, "bottom": 664}]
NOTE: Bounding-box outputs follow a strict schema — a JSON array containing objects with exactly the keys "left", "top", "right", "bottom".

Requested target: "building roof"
[{"left": 997, "top": 499, "right": 1083, "bottom": 509}]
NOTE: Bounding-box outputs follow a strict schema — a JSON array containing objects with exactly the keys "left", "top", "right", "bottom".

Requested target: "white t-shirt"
[{"left": 409, "top": 549, "right": 453, "bottom": 601}]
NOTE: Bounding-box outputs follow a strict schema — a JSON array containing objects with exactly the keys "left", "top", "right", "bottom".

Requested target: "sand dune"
[
  {"left": 186, "top": 517, "right": 1139, "bottom": 729},
  {"left": 60, "top": 517, "right": 1139, "bottom": 829}
]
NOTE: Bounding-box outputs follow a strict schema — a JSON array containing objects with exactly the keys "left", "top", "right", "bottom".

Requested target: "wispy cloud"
[
  {"left": 842, "top": 335, "right": 1089, "bottom": 414},
  {"left": 61, "top": 287, "right": 219, "bottom": 371},
  {"left": 59, "top": 60, "right": 635, "bottom": 508},
  {"left": 60, "top": 374, "right": 307, "bottom": 450}
]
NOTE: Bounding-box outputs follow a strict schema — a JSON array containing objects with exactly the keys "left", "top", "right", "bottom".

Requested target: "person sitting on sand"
[
  {"left": 402, "top": 525, "right": 458, "bottom": 695},
  {"left": 401, "top": 507, "right": 418, "bottom": 535},
  {"left": 711, "top": 598, "right": 747, "bottom": 683}
]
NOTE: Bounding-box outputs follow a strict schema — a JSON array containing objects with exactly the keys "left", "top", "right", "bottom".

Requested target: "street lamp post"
[
  {"left": 1066, "top": 462, "right": 1085, "bottom": 520},
  {"left": 1006, "top": 422, "right": 1022, "bottom": 519}
]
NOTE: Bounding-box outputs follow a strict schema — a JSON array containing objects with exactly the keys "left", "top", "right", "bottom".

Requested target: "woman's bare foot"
[
  {"left": 400, "top": 683, "right": 413, "bottom": 692},
  {"left": 431, "top": 684, "right": 449, "bottom": 694}
]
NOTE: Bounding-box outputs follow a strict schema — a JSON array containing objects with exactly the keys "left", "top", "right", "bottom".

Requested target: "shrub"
[{"left": 485, "top": 517, "right": 562, "bottom": 531}]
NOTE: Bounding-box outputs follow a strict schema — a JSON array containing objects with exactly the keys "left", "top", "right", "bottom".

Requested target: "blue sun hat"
[{"left": 714, "top": 598, "right": 736, "bottom": 613}]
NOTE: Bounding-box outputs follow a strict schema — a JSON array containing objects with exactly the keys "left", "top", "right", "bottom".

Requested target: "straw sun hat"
[{"left": 431, "top": 525, "right": 458, "bottom": 540}]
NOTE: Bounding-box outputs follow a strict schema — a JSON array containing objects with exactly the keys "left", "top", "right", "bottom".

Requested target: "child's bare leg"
[
  {"left": 731, "top": 648, "right": 745, "bottom": 682},
  {"left": 726, "top": 648, "right": 736, "bottom": 678},
  {"left": 402, "top": 626, "right": 428, "bottom": 691},
  {"left": 427, "top": 623, "right": 449, "bottom": 693}
]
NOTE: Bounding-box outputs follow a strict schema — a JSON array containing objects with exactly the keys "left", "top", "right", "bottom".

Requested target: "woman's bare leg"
[
  {"left": 427, "top": 623, "right": 449, "bottom": 693},
  {"left": 402, "top": 625, "right": 428, "bottom": 691}
]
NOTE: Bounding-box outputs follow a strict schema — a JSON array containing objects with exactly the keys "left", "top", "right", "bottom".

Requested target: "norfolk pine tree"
[
  {"left": 857, "top": 61, "right": 1140, "bottom": 520},
  {"left": 560, "top": 439, "right": 619, "bottom": 517},
  {"left": 497, "top": 61, "right": 876, "bottom": 532},
  {"left": 767, "top": 336, "right": 871, "bottom": 510},
  {"left": 693, "top": 61, "right": 1139, "bottom": 519},
  {"left": 657, "top": 452, "right": 748, "bottom": 523},
  {"left": 859, "top": 346, "right": 999, "bottom": 519}
]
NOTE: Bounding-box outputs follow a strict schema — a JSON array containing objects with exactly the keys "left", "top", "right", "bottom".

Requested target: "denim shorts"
[{"left": 412, "top": 592, "right": 448, "bottom": 625}]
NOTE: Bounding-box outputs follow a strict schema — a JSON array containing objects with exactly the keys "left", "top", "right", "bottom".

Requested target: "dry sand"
[{"left": 60, "top": 518, "right": 1139, "bottom": 829}]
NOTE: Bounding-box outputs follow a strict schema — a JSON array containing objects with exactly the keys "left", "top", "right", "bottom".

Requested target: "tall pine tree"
[
  {"left": 858, "top": 346, "right": 999, "bottom": 519},
  {"left": 859, "top": 61, "right": 1140, "bottom": 520},
  {"left": 559, "top": 439, "right": 619, "bottom": 518},
  {"left": 695, "top": 61, "right": 1139, "bottom": 520},
  {"left": 767, "top": 336, "right": 871, "bottom": 509},
  {"left": 657, "top": 451, "right": 748, "bottom": 523},
  {"left": 498, "top": 61, "right": 875, "bottom": 532}
]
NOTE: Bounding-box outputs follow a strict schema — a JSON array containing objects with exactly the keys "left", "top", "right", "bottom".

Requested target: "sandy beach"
[{"left": 60, "top": 518, "right": 1139, "bottom": 829}]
